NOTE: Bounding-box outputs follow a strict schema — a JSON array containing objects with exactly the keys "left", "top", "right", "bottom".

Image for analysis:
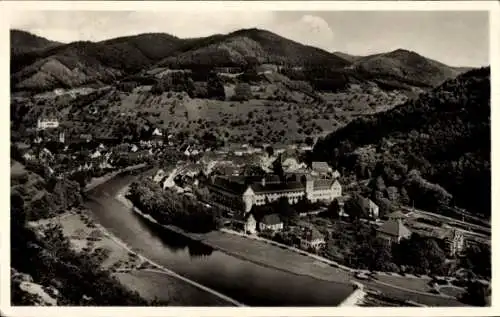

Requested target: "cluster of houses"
[
  {"left": 17, "top": 116, "right": 172, "bottom": 179},
  {"left": 374, "top": 210, "right": 466, "bottom": 256},
  {"left": 236, "top": 212, "right": 327, "bottom": 252},
  {"left": 150, "top": 143, "right": 469, "bottom": 258}
]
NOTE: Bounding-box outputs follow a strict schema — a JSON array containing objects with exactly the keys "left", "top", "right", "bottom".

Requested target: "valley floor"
[
  {"left": 119, "top": 187, "right": 466, "bottom": 307},
  {"left": 28, "top": 209, "right": 233, "bottom": 306}
]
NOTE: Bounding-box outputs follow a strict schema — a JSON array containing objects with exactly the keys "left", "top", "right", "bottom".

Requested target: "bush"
[{"left": 231, "top": 83, "right": 252, "bottom": 101}]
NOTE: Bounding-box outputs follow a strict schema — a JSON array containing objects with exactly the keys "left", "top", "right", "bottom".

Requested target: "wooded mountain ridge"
[
  {"left": 11, "top": 29, "right": 470, "bottom": 92},
  {"left": 313, "top": 67, "right": 490, "bottom": 218}
]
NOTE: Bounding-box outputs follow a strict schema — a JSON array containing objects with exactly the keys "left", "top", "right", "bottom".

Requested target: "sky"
[{"left": 10, "top": 10, "right": 489, "bottom": 67}]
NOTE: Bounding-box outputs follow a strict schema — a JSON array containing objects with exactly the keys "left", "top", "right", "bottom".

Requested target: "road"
[
  {"left": 141, "top": 166, "right": 468, "bottom": 306},
  {"left": 401, "top": 205, "right": 490, "bottom": 235}
]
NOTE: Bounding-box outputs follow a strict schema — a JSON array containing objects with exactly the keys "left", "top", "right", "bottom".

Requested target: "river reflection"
[
  {"left": 86, "top": 174, "right": 354, "bottom": 306},
  {"left": 132, "top": 212, "right": 214, "bottom": 258}
]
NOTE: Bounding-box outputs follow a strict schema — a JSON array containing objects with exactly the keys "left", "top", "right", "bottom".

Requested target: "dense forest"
[{"left": 313, "top": 67, "right": 490, "bottom": 217}]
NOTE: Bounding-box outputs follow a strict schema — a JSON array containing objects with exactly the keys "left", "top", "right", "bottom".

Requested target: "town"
[
  {"left": 9, "top": 8, "right": 491, "bottom": 309},
  {"left": 11, "top": 109, "right": 491, "bottom": 307}
]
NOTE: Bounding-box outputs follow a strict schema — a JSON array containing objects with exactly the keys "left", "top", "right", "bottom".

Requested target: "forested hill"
[
  {"left": 10, "top": 29, "right": 63, "bottom": 54},
  {"left": 313, "top": 67, "right": 491, "bottom": 217}
]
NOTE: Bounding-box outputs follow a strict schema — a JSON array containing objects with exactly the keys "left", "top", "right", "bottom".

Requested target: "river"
[{"left": 83, "top": 172, "right": 354, "bottom": 306}]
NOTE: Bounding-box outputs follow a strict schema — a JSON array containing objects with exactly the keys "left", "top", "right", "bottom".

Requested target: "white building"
[
  {"left": 300, "top": 227, "right": 325, "bottom": 251},
  {"left": 259, "top": 214, "right": 283, "bottom": 232},
  {"left": 37, "top": 118, "right": 59, "bottom": 130},
  {"left": 208, "top": 174, "right": 342, "bottom": 213},
  {"left": 366, "top": 198, "right": 380, "bottom": 219},
  {"left": 152, "top": 128, "right": 163, "bottom": 136},
  {"left": 153, "top": 169, "right": 167, "bottom": 183},
  {"left": 90, "top": 150, "right": 101, "bottom": 159}
]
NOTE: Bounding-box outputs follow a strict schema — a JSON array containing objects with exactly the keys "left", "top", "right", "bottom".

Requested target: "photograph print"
[{"left": 7, "top": 2, "right": 492, "bottom": 310}]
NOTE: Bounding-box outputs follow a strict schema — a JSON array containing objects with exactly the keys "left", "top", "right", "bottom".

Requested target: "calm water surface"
[{"left": 84, "top": 173, "right": 354, "bottom": 306}]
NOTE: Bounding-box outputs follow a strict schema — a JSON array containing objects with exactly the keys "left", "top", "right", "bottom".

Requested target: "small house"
[
  {"left": 365, "top": 198, "right": 380, "bottom": 219},
  {"left": 311, "top": 161, "right": 332, "bottom": 176},
  {"left": 333, "top": 196, "right": 349, "bottom": 218},
  {"left": 386, "top": 210, "right": 406, "bottom": 221},
  {"left": 90, "top": 150, "right": 101, "bottom": 159},
  {"left": 22, "top": 152, "right": 36, "bottom": 162},
  {"left": 152, "top": 128, "right": 163, "bottom": 137},
  {"left": 153, "top": 169, "right": 167, "bottom": 183},
  {"left": 331, "top": 170, "right": 341, "bottom": 179},
  {"left": 259, "top": 214, "right": 283, "bottom": 232},
  {"left": 441, "top": 228, "right": 465, "bottom": 257},
  {"left": 300, "top": 227, "right": 325, "bottom": 251},
  {"left": 234, "top": 213, "right": 257, "bottom": 234},
  {"left": 37, "top": 117, "right": 59, "bottom": 130},
  {"left": 256, "top": 64, "right": 279, "bottom": 74},
  {"left": 376, "top": 218, "right": 412, "bottom": 246}
]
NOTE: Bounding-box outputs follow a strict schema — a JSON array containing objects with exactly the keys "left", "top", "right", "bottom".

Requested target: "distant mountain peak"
[
  {"left": 351, "top": 47, "right": 460, "bottom": 87},
  {"left": 11, "top": 29, "right": 63, "bottom": 54},
  {"left": 385, "top": 48, "right": 422, "bottom": 58}
]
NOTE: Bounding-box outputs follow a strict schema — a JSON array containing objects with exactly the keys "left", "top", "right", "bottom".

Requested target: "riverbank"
[
  {"left": 118, "top": 179, "right": 470, "bottom": 307},
  {"left": 83, "top": 163, "right": 148, "bottom": 193},
  {"left": 117, "top": 185, "right": 355, "bottom": 289},
  {"left": 28, "top": 208, "right": 236, "bottom": 306}
]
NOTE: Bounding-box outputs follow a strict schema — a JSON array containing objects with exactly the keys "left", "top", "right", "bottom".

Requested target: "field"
[
  {"left": 202, "top": 230, "right": 353, "bottom": 284},
  {"left": 360, "top": 279, "right": 464, "bottom": 306},
  {"left": 375, "top": 274, "right": 433, "bottom": 293},
  {"left": 114, "top": 270, "right": 233, "bottom": 306},
  {"left": 17, "top": 78, "right": 413, "bottom": 147}
]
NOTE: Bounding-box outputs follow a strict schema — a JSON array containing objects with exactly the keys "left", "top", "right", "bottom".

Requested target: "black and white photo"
[{"left": 4, "top": 1, "right": 495, "bottom": 314}]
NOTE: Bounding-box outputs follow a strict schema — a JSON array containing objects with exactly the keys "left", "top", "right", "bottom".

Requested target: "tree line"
[{"left": 313, "top": 67, "right": 491, "bottom": 217}]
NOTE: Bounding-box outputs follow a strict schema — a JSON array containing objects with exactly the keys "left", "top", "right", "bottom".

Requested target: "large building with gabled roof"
[{"left": 207, "top": 173, "right": 342, "bottom": 213}]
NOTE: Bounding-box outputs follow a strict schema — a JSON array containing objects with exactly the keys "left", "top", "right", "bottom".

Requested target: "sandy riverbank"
[{"left": 28, "top": 209, "right": 235, "bottom": 306}]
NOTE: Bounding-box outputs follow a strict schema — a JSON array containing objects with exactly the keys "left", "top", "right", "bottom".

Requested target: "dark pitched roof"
[
  {"left": 444, "top": 228, "right": 464, "bottom": 240},
  {"left": 261, "top": 213, "right": 282, "bottom": 225},
  {"left": 210, "top": 175, "right": 309, "bottom": 195},
  {"left": 241, "top": 175, "right": 281, "bottom": 184},
  {"left": 386, "top": 210, "right": 406, "bottom": 219},
  {"left": 234, "top": 212, "right": 255, "bottom": 222},
  {"left": 377, "top": 219, "right": 412, "bottom": 238},
  {"left": 251, "top": 181, "right": 305, "bottom": 193},
  {"left": 312, "top": 161, "right": 331, "bottom": 171},
  {"left": 313, "top": 179, "right": 335, "bottom": 190},
  {"left": 210, "top": 176, "right": 247, "bottom": 195}
]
